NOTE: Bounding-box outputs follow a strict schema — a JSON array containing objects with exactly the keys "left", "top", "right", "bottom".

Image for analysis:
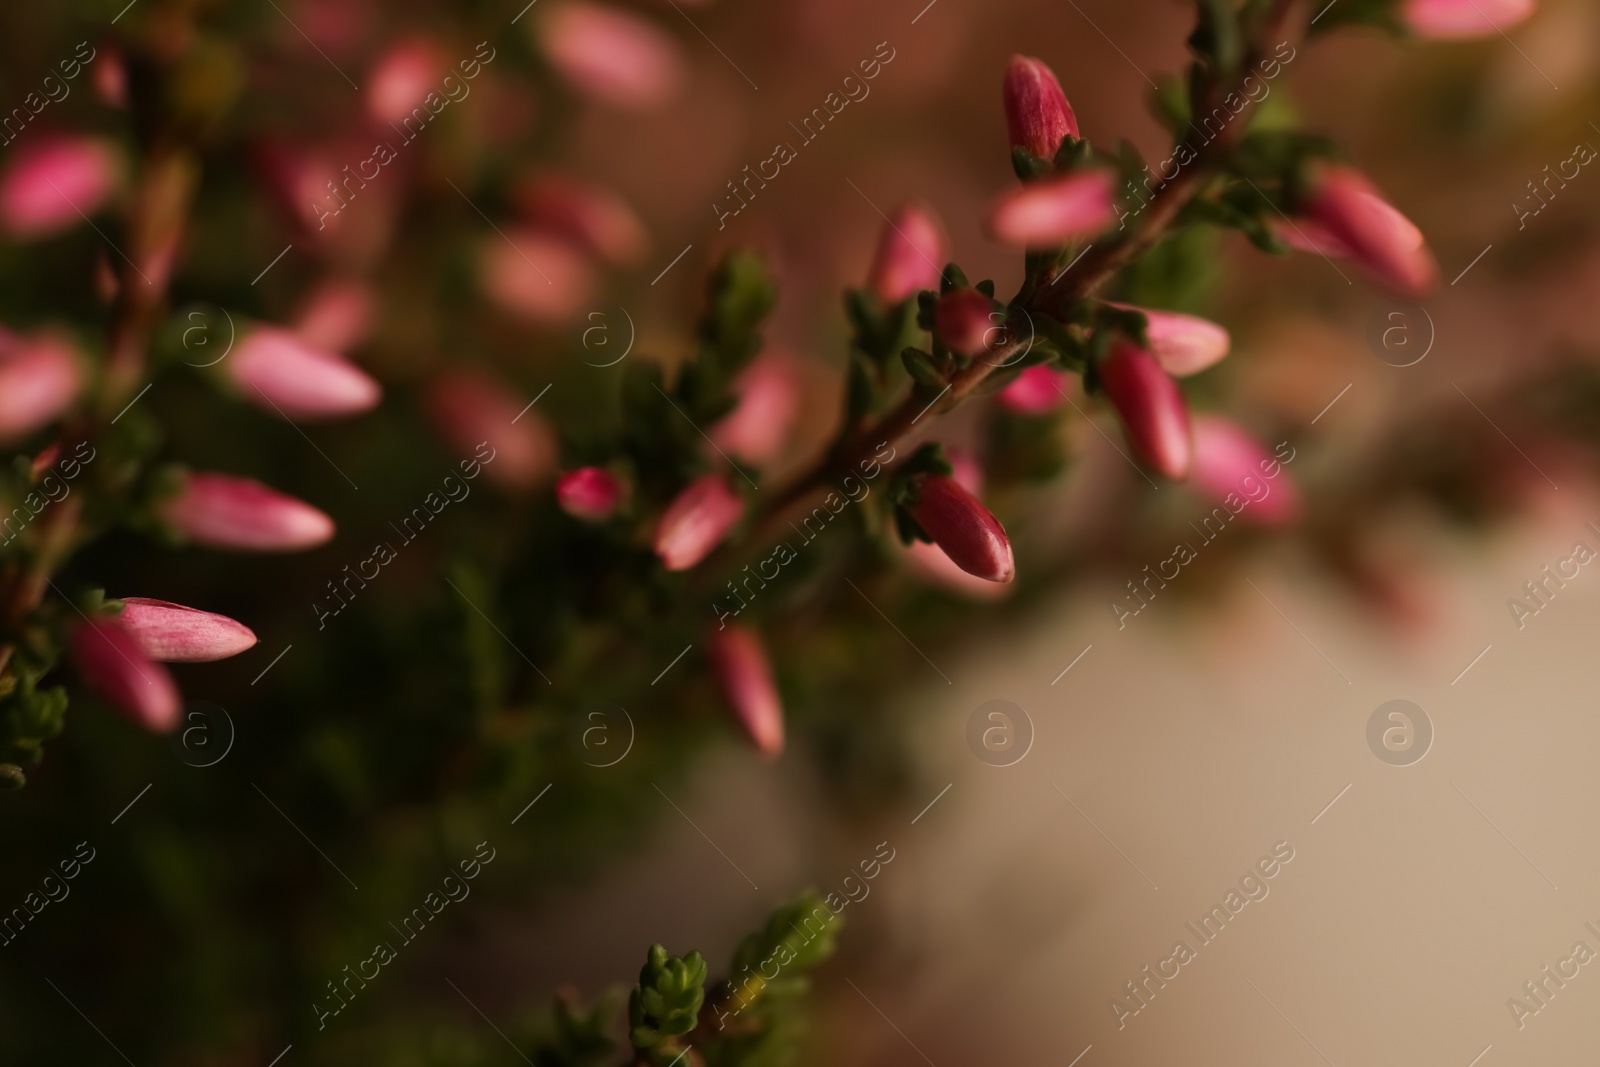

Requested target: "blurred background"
[{"left": 1, "top": 0, "right": 1599, "bottom": 1063}]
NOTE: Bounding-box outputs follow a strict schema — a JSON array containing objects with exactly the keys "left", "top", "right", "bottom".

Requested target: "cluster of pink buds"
[{"left": 71, "top": 598, "right": 258, "bottom": 733}]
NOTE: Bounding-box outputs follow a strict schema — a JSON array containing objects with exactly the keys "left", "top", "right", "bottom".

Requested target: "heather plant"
[{"left": 0, "top": 0, "right": 1566, "bottom": 1063}]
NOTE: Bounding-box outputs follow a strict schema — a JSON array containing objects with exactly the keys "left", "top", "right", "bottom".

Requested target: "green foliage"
[{"left": 628, "top": 944, "right": 708, "bottom": 1050}]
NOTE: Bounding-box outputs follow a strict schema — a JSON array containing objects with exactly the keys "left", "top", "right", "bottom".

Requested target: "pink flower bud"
[
  {"left": 904, "top": 540, "right": 1013, "bottom": 600},
  {"left": 479, "top": 228, "right": 597, "bottom": 324},
  {"left": 516, "top": 173, "right": 649, "bottom": 265},
  {"left": 906, "top": 472, "right": 1014, "bottom": 583},
  {"left": 866, "top": 203, "right": 945, "bottom": 304},
  {"left": 93, "top": 48, "right": 130, "bottom": 108},
  {"left": 934, "top": 290, "right": 999, "bottom": 358},
  {"left": 366, "top": 38, "right": 443, "bottom": 127},
  {"left": 539, "top": 3, "right": 686, "bottom": 110},
  {"left": 295, "top": 280, "right": 374, "bottom": 354},
  {"left": 1300, "top": 165, "right": 1438, "bottom": 296},
  {"left": 0, "top": 137, "right": 120, "bottom": 239},
  {"left": 1099, "top": 340, "right": 1192, "bottom": 480},
  {"left": 997, "top": 364, "right": 1071, "bottom": 415},
  {"left": 1003, "top": 55, "right": 1079, "bottom": 160},
  {"left": 0, "top": 333, "right": 80, "bottom": 442},
  {"left": 117, "top": 598, "right": 258, "bottom": 662},
  {"left": 557, "top": 467, "right": 627, "bottom": 521},
  {"left": 986, "top": 170, "right": 1117, "bottom": 249},
  {"left": 1189, "top": 416, "right": 1302, "bottom": 526},
  {"left": 162, "top": 472, "right": 335, "bottom": 552},
  {"left": 707, "top": 625, "right": 784, "bottom": 757},
  {"left": 710, "top": 355, "right": 800, "bottom": 466},
  {"left": 226, "top": 327, "right": 381, "bottom": 421},
  {"left": 654, "top": 474, "right": 743, "bottom": 571},
  {"left": 426, "top": 371, "right": 557, "bottom": 491},
  {"left": 71, "top": 618, "right": 180, "bottom": 733},
  {"left": 1105, "top": 302, "right": 1230, "bottom": 377},
  {"left": 1401, "top": 0, "right": 1534, "bottom": 38}
]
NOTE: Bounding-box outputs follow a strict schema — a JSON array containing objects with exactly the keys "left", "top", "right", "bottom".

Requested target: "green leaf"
[{"left": 629, "top": 945, "right": 708, "bottom": 1049}]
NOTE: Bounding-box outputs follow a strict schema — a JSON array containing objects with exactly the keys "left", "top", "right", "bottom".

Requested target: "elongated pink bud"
[
  {"left": 867, "top": 203, "right": 946, "bottom": 304},
  {"left": 707, "top": 625, "right": 784, "bottom": 757},
  {"left": 0, "top": 137, "right": 119, "bottom": 238},
  {"left": 1105, "top": 302, "right": 1230, "bottom": 377},
  {"left": 904, "top": 540, "right": 1013, "bottom": 600},
  {"left": 1099, "top": 340, "right": 1192, "bottom": 480},
  {"left": 0, "top": 334, "right": 80, "bottom": 442},
  {"left": 1300, "top": 165, "right": 1438, "bottom": 296},
  {"left": 557, "top": 467, "right": 627, "bottom": 521},
  {"left": 1189, "top": 416, "right": 1302, "bottom": 526},
  {"left": 539, "top": 3, "right": 686, "bottom": 110},
  {"left": 226, "top": 327, "right": 381, "bottom": 420},
  {"left": 1003, "top": 55, "right": 1079, "bottom": 160},
  {"left": 516, "top": 174, "right": 649, "bottom": 265},
  {"left": 997, "top": 364, "right": 1071, "bottom": 414},
  {"left": 479, "top": 228, "right": 596, "bottom": 324},
  {"left": 906, "top": 472, "right": 1014, "bottom": 583},
  {"left": 367, "top": 38, "right": 443, "bottom": 126},
  {"left": 162, "top": 472, "right": 335, "bottom": 552},
  {"left": 986, "top": 170, "right": 1117, "bottom": 249},
  {"left": 71, "top": 619, "right": 180, "bottom": 732},
  {"left": 295, "top": 279, "right": 374, "bottom": 354},
  {"left": 710, "top": 355, "right": 799, "bottom": 466},
  {"left": 934, "top": 290, "right": 1000, "bottom": 358},
  {"left": 654, "top": 474, "right": 743, "bottom": 571},
  {"left": 1402, "top": 0, "right": 1534, "bottom": 38},
  {"left": 117, "top": 598, "right": 258, "bottom": 662},
  {"left": 427, "top": 371, "right": 556, "bottom": 491}
]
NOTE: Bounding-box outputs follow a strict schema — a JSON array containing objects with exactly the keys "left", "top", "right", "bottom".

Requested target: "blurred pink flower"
[
  {"left": 0, "top": 137, "right": 119, "bottom": 238},
  {"left": 479, "top": 228, "right": 596, "bottom": 324},
  {"left": 1003, "top": 55, "right": 1079, "bottom": 159},
  {"left": 366, "top": 38, "right": 444, "bottom": 127},
  {"left": 227, "top": 326, "right": 381, "bottom": 421},
  {"left": 427, "top": 371, "right": 557, "bottom": 491},
  {"left": 907, "top": 472, "right": 1014, "bottom": 583},
  {"left": 1402, "top": 0, "right": 1534, "bottom": 38},
  {"left": 557, "top": 467, "right": 627, "bottom": 521},
  {"left": 707, "top": 625, "right": 784, "bottom": 757},
  {"left": 1189, "top": 416, "right": 1301, "bottom": 526},
  {"left": 117, "top": 598, "right": 258, "bottom": 663},
  {"left": 0, "top": 333, "right": 80, "bottom": 442},
  {"left": 934, "top": 289, "right": 999, "bottom": 357},
  {"left": 516, "top": 173, "right": 649, "bottom": 265},
  {"left": 71, "top": 618, "right": 180, "bottom": 733},
  {"left": 1099, "top": 340, "right": 1192, "bottom": 480},
  {"left": 654, "top": 474, "right": 743, "bottom": 570},
  {"left": 1285, "top": 165, "right": 1438, "bottom": 296},
  {"left": 997, "top": 364, "right": 1071, "bottom": 415},
  {"left": 295, "top": 279, "right": 375, "bottom": 354},
  {"left": 1105, "top": 302, "right": 1230, "bottom": 377},
  {"left": 866, "top": 202, "right": 945, "bottom": 304},
  {"left": 538, "top": 3, "right": 685, "bottom": 110},
  {"left": 93, "top": 48, "right": 129, "bottom": 108},
  {"left": 710, "top": 355, "right": 800, "bottom": 467},
  {"left": 986, "top": 170, "right": 1116, "bottom": 249},
  {"left": 163, "top": 472, "right": 335, "bottom": 552}
]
